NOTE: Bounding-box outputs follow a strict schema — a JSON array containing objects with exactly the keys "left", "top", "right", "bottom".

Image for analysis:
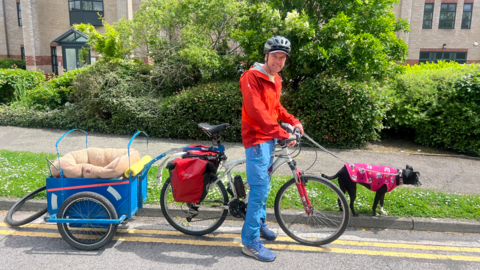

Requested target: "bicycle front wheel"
[
  {"left": 160, "top": 179, "right": 228, "bottom": 236},
  {"left": 274, "top": 175, "right": 349, "bottom": 246}
]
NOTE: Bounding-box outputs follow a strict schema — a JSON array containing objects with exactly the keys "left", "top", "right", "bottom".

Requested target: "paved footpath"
[{"left": 1, "top": 125, "right": 480, "bottom": 233}]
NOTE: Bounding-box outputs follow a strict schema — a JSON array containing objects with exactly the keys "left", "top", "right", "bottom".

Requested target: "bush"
[
  {"left": 157, "top": 81, "right": 242, "bottom": 141},
  {"left": 282, "top": 74, "right": 389, "bottom": 148},
  {"left": 0, "top": 80, "right": 242, "bottom": 142},
  {"left": 0, "top": 58, "right": 26, "bottom": 70},
  {"left": 28, "top": 67, "right": 90, "bottom": 110},
  {"left": 386, "top": 61, "right": 478, "bottom": 129},
  {"left": 386, "top": 61, "right": 480, "bottom": 155},
  {"left": 0, "top": 69, "right": 45, "bottom": 104}
]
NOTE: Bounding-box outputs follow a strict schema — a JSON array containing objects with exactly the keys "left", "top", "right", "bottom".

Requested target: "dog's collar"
[{"left": 398, "top": 169, "right": 404, "bottom": 185}]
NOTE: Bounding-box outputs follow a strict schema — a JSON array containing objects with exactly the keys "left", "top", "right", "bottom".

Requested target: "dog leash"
[{"left": 303, "top": 133, "right": 400, "bottom": 176}]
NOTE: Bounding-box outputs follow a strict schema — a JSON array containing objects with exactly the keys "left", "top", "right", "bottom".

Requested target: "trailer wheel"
[{"left": 57, "top": 192, "right": 118, "bottom": 250}]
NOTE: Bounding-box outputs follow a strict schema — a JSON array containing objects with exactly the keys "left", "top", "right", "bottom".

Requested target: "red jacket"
[{"left": 239, "top": 64, "right": 300, "bottom": 149}]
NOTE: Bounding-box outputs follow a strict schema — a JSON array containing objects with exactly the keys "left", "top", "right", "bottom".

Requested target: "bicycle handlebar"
[{"left": 277, "top": 123, "right": 302, "bottom": 146}]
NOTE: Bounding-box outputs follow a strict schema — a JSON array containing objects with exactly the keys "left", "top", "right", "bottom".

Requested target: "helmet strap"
[{"left": 265, "top": 54, "right": 273, "bottom": 76}]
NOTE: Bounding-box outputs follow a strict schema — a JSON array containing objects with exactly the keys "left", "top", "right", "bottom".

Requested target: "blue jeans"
[{"left": 241, "top": 139, "right": 275, "bottom": 246}]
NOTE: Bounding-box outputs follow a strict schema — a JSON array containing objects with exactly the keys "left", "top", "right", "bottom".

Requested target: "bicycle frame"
[{"left": 157, "top": 143, "right": 313, "bottom": 214}]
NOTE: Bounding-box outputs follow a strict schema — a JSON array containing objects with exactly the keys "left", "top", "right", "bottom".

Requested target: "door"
[{"left": 63, "top": 46, "right": 90, "bottom": 71}]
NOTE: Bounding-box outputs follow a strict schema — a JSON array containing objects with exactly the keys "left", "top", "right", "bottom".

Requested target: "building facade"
[
  {"left": 0, "top": 0, "right": 142, "bottom": 75},
  {"left": 394, "top": 0, "right": 480, "bottom": 64},
  {"left": 2, "top": 0, "right": 479, "bottom": 74}
]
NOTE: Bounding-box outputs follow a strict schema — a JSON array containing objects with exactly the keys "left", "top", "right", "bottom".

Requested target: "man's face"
[{"left": 265, "top": 52, "right": 287, "bottom": 74}]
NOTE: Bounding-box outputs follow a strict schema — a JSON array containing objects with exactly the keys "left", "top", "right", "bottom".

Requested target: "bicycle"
[{"left": 158, "top": 123, "right": 350, "bottom": 246}]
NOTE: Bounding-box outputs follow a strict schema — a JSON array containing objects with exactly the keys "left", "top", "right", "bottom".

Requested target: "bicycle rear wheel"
[
  {"left": 274, "top": 175, "right": 349, "bottom": 246},
  {"left": 160, "top": 179, "right": 228, "bottom": 236}
]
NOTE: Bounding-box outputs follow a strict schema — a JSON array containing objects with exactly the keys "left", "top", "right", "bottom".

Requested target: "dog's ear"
[
  {"left": 406, "top": 165, "right": 413, "bottom": 171},
  {"left": 402, "top": 168, "right": 412, "bottom": 179}
]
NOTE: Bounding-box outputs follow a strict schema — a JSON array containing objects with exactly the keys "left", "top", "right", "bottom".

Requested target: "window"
[
  {"left": 17, "top": 3, "right": 22, "bottom": 27},
  {"left": 419, "top": 51, "right": 467, "bottom": 64},
  {"left": 423, "top": 3, "right": 434, "bottom": 29},
  {"left": 51, "top": 47, "right": 58, "bottom": 75},
  {"left": 68, "top": 0, "right": 104, "bottom": 26},
  {"left": 439, "top": 4, "right": 456, "bottom": 29},
  {"left": 462, "top": 3, "right": 473, "bottom": 29},
  {"left": 20, "top": 47, "right": 25, "bottom": 61}
]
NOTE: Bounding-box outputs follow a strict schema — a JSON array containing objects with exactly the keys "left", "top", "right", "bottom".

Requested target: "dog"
[{"left": 322, "top": 164, "right": 421, "bottom": 217}]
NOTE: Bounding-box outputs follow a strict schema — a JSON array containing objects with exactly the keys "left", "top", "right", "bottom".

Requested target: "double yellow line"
[{"left": 1, "top": 223, "right": 480, "bottom": 262}]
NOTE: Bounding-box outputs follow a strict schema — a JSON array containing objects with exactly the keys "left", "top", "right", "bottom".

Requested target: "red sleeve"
[
  {"left": 278, "top": 104, "right": 301, "bottom": 126},
  {"left": 240, "top": 72, "right": 290, "bottom": 140}
]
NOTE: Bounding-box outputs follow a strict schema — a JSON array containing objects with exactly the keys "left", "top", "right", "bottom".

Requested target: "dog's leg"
[
  {"left": 372, "top": 186, "right": 387, "bottom": 216},
  {"left": 379, "top": 193, "right": 388, "bottom": 215},
  {"left": 337, "top": 180, "right": 347, "bottom": 212},
  {"left": 346, "top": 185, "right": 358, "bottom": 217}
]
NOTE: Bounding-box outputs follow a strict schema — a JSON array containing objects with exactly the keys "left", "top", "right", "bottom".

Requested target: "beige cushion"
[{"left": 50, "top": 148, "right": 140, "bottom": 179}]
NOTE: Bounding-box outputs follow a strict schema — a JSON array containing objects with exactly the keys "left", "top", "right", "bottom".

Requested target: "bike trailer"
[{"left": 45, "top": 130, "right": 151, "bottom": 225}]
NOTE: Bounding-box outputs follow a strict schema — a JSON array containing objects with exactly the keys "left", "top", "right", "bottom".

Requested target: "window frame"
[
  {"left": 423, "top": 3, "right": 434, "bottom": 29},
  {"left": 462, "top": 3, "right": 473, "bottom": 29},
  {"left": 17, "top": 3, "right": 22, "bottom": 27},
  {"left": 51, "top": 47, "right": 58, "bottom": 76},
  {"left": 20, "top": 47, "right": 25, "bottom": 61},
  {"left": 68, "top": 0, "right": 104, "bottom": 26},
  {"left": 419, "top": 51, "right": 467, "bottom": 64},
  {"left": 439, "top": 3, "right": 457, "bottom": 29}
]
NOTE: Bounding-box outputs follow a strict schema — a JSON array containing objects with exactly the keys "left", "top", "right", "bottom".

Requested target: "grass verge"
[{"left": 1, "top": 150, "right": 479, "bottom": 220}]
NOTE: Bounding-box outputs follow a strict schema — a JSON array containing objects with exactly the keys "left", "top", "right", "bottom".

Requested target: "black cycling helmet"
[{"left": 264, "top": 36, "right": 291, "bottom": 55}]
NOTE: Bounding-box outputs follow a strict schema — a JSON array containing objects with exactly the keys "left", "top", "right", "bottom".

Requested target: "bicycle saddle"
[{"left": 198, "top": 123, "right": 230, "bottom": 134}]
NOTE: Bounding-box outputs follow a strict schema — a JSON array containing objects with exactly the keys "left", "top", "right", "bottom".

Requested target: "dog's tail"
[{"left": 321, "top": 172, "right": 340, "bottom": 180}]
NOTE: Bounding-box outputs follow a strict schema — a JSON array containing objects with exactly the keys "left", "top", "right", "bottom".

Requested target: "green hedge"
[
  {"left": 0, "top": 69, "right": 45, "bottom": 104},
  {"left": 1, "top": 72, "right": 390, "bottom": 148},
  {"left": 0, "top": 80, "right": 242, "bottom": 142},
  {"left": 28, "top": 68, "right": 90, "bottom": 110},
  {"left": 387, "top": 61, "right": 480, "bottom": 155},
  {"left": 157, "top": 81, "right": 242, "bottom": 141},
  {"left": 0, "top": 58, "right": 26, "bottom": 70},
  {"left": 283, "top": 74, "right": 389, "bottom": 148}
]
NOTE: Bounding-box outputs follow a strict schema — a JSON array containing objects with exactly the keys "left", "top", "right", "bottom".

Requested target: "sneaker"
[
  {"left": 242, "top": 238, "right": 276, "bottom": 262},
  {"left": 260, "top": 222, "right": 277, "bottom": 241}
]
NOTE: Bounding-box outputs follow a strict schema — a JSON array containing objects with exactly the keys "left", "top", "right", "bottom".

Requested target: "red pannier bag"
[
  {"left": 182, "top": 144, "right": 220, "bottom": 169},
  {"left": 167, "top": 158, "right": 217, "bottom": 204}
]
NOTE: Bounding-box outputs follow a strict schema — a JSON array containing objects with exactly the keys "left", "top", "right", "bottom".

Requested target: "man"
[{"left": 239, "top": 36, "right": 304, "bottom": 262}]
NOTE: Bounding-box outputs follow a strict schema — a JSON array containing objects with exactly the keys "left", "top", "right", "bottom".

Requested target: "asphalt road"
[
  {"left": 1, "top": 126, "right": 479, "bottom": 195},
  {"left": 1, "top": 212, "right": 480, "bottom": 269}
]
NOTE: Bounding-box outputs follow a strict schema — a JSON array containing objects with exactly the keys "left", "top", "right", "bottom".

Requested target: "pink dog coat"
[{"left": 345, "top": 163, "right": 399, "bottom": 192}]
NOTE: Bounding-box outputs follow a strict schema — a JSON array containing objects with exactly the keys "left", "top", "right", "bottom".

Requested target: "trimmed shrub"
[
  {"left": 0, "top": 58, "right": 26, "bottom": 70},
  {"left": 386, "top": 61, "right": 478, "bottom": 129},
  {"left": 282, "top": 74, "right": 389, "bottom": 148},
  {"left": 28, "top": 67, "right": 90, "bottom": 110},
  {"left": 0, "top": 69, "right": 45, "bottom": 104},
  {"left": 387, "top": 61, "right": 480, "bottom": 155},
  {"left": 0, "top": 80, "right": 242, "bottom": 142},
  {"left": 157, "top": 81, "right": 242, "bottom": 141}
]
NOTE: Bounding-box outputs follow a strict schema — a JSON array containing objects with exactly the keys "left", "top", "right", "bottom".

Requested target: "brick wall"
[
  {"left": 396, "top": 0, "right": 480, "bottom": 63},
  {"left": 2, "top": 0, "right": 24, "bottom": 58}
]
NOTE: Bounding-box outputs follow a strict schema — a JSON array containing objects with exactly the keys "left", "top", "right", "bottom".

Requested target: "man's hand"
[
  {"left": 294, "top": 123, "right": 304, "bottom": 136},
  {"left": 287, "top": 134, "right": 296, "bottom": 147}
]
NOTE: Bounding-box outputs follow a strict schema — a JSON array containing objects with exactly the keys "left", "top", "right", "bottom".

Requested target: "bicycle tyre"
[
  {"left": 57, "top": 192, "right": 118, "bottom": 250},
  {"left": 274, "top": 175, "right": 349, "bottom": 246},
  {"left": 4, "top": 185, "right": 48, "bottom": 226},
  {"left": 160, "top": 179, "right": 228, "bottom": 236}
]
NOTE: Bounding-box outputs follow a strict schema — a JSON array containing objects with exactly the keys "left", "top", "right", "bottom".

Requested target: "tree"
[{"left": 233, "top": 0, "right": 409, "bottom": 86}]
